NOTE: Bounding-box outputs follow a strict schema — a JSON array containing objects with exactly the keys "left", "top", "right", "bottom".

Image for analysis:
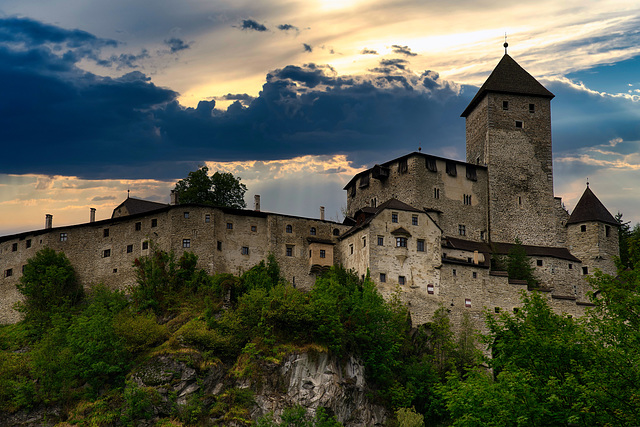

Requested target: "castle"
[{"left": 0, "top": 52, "right": 620, "bottom": 327}]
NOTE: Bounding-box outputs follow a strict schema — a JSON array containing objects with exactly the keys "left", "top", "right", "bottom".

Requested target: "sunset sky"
[{"left": 2, "top": 0, "right": 640, "bottom": 236}]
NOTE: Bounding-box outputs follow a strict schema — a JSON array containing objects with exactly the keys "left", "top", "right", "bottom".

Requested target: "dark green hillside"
[{"left": 2, "top": 247, "right": 640, "bottom": 426}]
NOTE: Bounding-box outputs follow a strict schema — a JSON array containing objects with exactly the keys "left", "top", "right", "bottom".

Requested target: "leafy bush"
[
  {"left": 113, "top": 310, "right": 169, "bottom": 353},
  {"left": 16, "top": 247, "right": 84, "bottom": 339}
]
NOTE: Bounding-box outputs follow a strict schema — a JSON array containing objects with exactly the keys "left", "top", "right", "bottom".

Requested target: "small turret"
[{"left": 566, "top": 184, "right": 619, "bottom": 276}]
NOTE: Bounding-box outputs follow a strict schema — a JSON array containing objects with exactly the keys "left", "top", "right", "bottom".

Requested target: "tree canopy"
[{"left": 174, "top": 165, "right": 247, "bottom": 208}]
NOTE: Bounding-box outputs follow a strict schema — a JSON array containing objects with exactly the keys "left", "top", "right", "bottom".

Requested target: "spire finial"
[
  {"left": 503, "top": 33, "right": 508, "bottom": 54},
  {"left": 127, "top": 188, "right": 130, "bottom": 198},
  {"left": 586, "top": 178, "right": 589, "bottom": 188}
]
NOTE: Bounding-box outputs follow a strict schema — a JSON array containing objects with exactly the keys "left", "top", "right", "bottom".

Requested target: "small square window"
[
  {"left": 392, "top": 213, "right": 398, "bottom": 223},
  {"left": 60, "top": 233, "right": 68, "bottom": 242},
  {"left": 135, "top": 222, "right": 142, "bottom": 231},
  {"left": 582, "top": 266, "right": 589, "bottom": 275},
  {"left": 26, "top": 239, "right": 31, "bottom": 249},
  {"left": 241, "top": 246, "right": 249, "bottom": 255},
  {"left": 605, "top": 225, "right": 611, "bottom": 237},
  {"left": 184, "top": 212, "right": 190, "bottom": 219},
  {"left": 569, "top": 264, "right": 573, "bottom": 270},
  {"left": 310, "top": 227, "right": 317, "bottom": 235},
  {"left": 472, "top": 272, "right": 477, "bottom": 279},
  {"left": 377, "top": 236, "right": 384, "bottom": 246},
  {"left": 495, "top": 307, "right": 501, "bottom": 313},
  {"left": 453, "top": 269, "right": 457, "bottom": 277},
  {"left": 205, "top": 214, "right": 211, "bottom": 223},
  {"left": 5, "top": 268, "right": 13, "bottom": 277},
  {"left": 412, "top": 216, "right": 418, "bottom": 226},
  {"left": 465, "top": 299, "right": 471, "bottom": 308},
  {"left": 398, "top": 276, "right": 405, "bottom": 285},
  {"left": 380, "top": 273, "right": 386, "bottom": 283},
  {"left": 581, "top": 225, "right": 586, "bottom": 232},
  {"left": 503, "top": 100, "right": 509, "bottom": 110},
  {"left": 227, "top": 222, "right": 233, "bottom": 230},
  {"left": 286, "top": 225, "right": 292, "bottom": 233},
  {"left": 286, "top": 246, "right": 294, "bottom": 257},
  {"left": 183, "top": 239, "right": 191, "bottom": 248},
  {"left": 103, "top": 228, "right": 109, "bottom": 237},
  {"left": 427, "top": 284, "right": 434, "bottom": 294},
  {"left": 529, "top": 103, "right": 535, "bottom": 113},
  {"left": 417, "top": 239, "right": 425, "bottom": 252},
  {"left": 103, "top": 249, "right": 111, "bottom": 258},
  {"left": 251, "top": 225, "right": 257, "bottom": 232},
  {"left": 113, "top": 268, "right": 118, "bottom": 273},
  {"left": 142, "top": 241, "right": 149, "bottom": 250},
  {"left": 537, "top": 259, "right": 543, "bottom": 267},
  {"left": 515, "top": 120, "right": 523, "bottom": 129},
  {"left": 12, "top": 243, "right": 17, "bottom": 252},
  {"left": 320, "top": 250, "right": 326, "bottom": 258},
  {"left": 217, "top": 241, "right": 222, "bottom": 251},
  {"left": 127, "top": 244, "right": 133, "bottom": 253},
  {"left": 458, "top": 225, "right": 466, "bottom": 236},
  {"left": 151, "top": 218, "right": 158, "bottom": 227}
]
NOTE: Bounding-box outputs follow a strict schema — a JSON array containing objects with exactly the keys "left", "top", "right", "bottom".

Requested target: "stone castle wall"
[
  {"left": 0, "top": 205, "right": 349, "bottom": 323},
  {"left": 346, "top": 154, "right": 489, "bottom": 242}
]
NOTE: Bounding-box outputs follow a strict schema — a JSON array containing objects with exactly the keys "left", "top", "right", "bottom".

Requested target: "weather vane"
[{"left": 504, "top": 33, "right": 508, "bottom": 54}]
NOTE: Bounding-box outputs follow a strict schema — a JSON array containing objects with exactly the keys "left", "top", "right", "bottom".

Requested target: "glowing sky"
[{"left": 1, "top": 0, "right": 640, "bottom": 236}]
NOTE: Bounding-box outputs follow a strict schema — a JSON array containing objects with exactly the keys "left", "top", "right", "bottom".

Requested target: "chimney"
[
  {"left": 320, "top": 206, "right": 325, "bottom": 221},
  {"left": 170, "top": 190, "right": 179, "bottom": 205},
  {"left": 254, "top": 195, "right": 261, "bottom": 212},
  {"left": 45, "top": 214, "right": 53, "bottom": 229},
  {"left": 90, "top": 208, "right": 96, "bottom": 223}
]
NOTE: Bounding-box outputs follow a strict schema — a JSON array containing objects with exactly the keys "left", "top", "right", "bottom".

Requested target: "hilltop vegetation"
[{"left": 2, "top": 247, "right": 640, "bottom": 426}]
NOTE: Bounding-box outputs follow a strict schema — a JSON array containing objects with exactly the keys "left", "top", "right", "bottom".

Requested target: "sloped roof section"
[
  {"left": 461, "top": 54, "right": 555, "bottom": 117},
  {"left": 112, "top": 197, "right": 168, "bottom": 218},
  {"left": 339, "top": 198, "right": 424, "bottom": 239},
  {"left": 567, "top": 186, "right": 618, "bottom": 226}
]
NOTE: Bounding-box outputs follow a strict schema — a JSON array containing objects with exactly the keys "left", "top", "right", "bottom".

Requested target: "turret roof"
[
  {"left": 567, "top": 186, "right": 618, "bottom": 226},
  {"left": 461, "top": 54, "right": 554, "bottom": 117}
]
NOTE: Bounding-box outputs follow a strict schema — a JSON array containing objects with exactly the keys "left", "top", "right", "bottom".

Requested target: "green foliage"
[
  {"left": 256, "top": 406, "right": 342, "bottom": 427},
  {"left": 113, "top": 310, "right": 170, "bottom": 353},
  {"left": 132, "top": 247, "right": 209, "bottom": 314},
  {"left": 121, "top": 382, "right": 157, "bottom": 425},
  {"left": 174, "top": 165, "right": 247, "bottom": 208},
  {"left": 616, "top": 212, "right": 632, "bottom": 268},
  {"left": 506, "top": 238, "right": 538, "bottom": 287},
  {"left": 395, "top": 407, "right": 425, "bottom": 427},
  {"left": 16, "top": 247, "right": 84, "bottom": 339}
]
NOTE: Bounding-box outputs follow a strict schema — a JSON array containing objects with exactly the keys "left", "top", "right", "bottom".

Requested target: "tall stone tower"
[{"left": 461, "top": 53, "right": 559, "bottom": 246}]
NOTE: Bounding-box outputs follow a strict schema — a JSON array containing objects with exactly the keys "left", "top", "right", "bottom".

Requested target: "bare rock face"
[{"left": 242, "top": 352, "right": 388, "bottom": 426}]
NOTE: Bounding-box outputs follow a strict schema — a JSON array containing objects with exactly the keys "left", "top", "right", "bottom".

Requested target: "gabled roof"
[
  {"left": 112, "top": 197, "right": 168, "bottom": 218},
  {"left": 339, "top": 198, "right": 426, "bottom": 239},
  {"left": 567, "top": 186, "right": 618, "bottom": 226},
  {"left": 461, "top": 54, "right": 555, "bottom": 117}
]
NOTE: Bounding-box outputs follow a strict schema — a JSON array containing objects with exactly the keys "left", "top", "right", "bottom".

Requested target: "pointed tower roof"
[
  {"left": 461, "top": 54, "right": 554, "bottom": 117},
  {"left": 567, "top": 186, "right": 618, "bottom": 226}
]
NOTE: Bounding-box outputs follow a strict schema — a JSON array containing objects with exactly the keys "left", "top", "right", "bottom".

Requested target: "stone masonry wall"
[{"left": 346, "top": 154, "right": 489, "bottom": 241}]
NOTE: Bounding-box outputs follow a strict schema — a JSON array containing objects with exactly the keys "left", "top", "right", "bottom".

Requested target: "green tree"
[
  {"left": 16, "top": 248, "right": 84, "bottom": 339},
  {"left": 615, "top": 212, "right": 632, "bottom": 268},
  {"left": 174, "top": 165, "right": 247, "bottom": 208},
  {"left": 507, "top": 238, "right": 538, "bottom": 288}
]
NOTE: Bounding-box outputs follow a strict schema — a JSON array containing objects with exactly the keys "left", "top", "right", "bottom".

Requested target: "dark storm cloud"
[
  {"left": 371, "top": 58, "right": 409, "bottom": 73},
  {"left": 165, "top": 38, "right": 190, "bottom": 53},
  {"left": 240, "top": 19, "right": 268, "bottom": 32},
  {"left": 391, "top": 44, "right": 417, "bottom": 57},
  {"left": 303, "top": 43, "right": 313, "bottom": 52},
  {"left": 91, "top": 196, "right": 117, "bottom": 202},
  {"left": 361, "top": 48, "right": 378, "bottom": 55},
  {"left": 278, "top": 24, "right": 298, "bottom": 31}
]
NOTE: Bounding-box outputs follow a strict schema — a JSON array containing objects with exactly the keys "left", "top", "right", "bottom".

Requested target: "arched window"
[{"left": 333, "top": 228, "right": 340, "bottom": 236}]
